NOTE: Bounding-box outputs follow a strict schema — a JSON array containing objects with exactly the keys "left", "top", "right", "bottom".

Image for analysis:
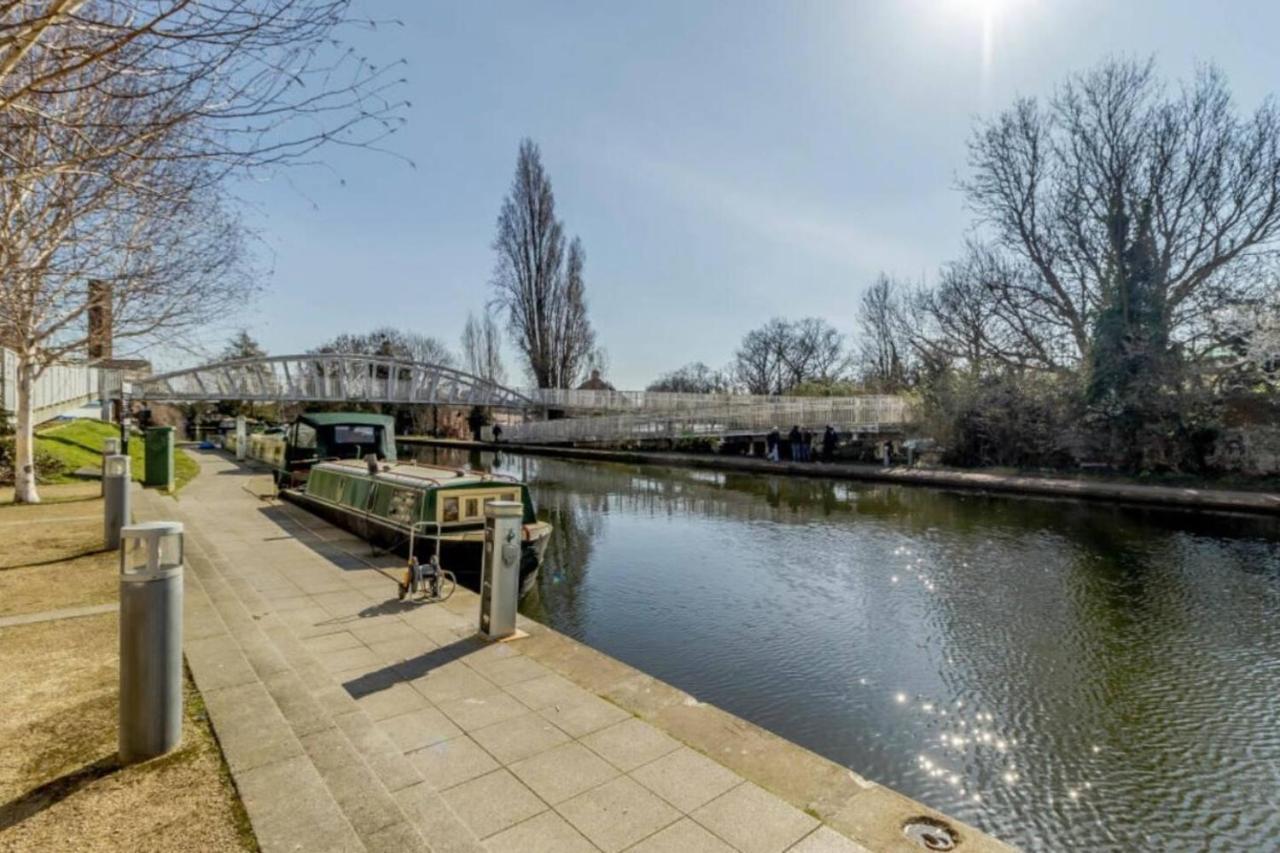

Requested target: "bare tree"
[
  {"left": 958, "top": 58, "right": 1280, "bottom": 370},
  {"left": 783, "top": 317, "right": 846, "bottom": 385},
  {"left": 647, "top": 362, "right": 731, "bottom": 394},
  {"left": 491, "top": 139, "right": 597, "bottom": 388},
  {"left": 0, "top": 2, "right": 407, "bottom": 182},
  {"left": 0, "top": 4, "right": 407, "bottom": 502},
  {"left": 855, "top": 274, "right": 910, "bottom": 391},
  {"left": 316, "top": 328, "right": 455, "bottom": 367},
  {"left": 461, "top": 310, "right": 507, "bottom": 385},
  {"left": 0, "top": 75, "right": 253, "bottom": 501},
  {"left": 732, "top": 317, "right": 846, "bottom": 394}
]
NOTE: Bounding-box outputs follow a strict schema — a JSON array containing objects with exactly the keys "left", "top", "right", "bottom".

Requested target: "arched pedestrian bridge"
[
  {"left": 123, "top": 353, "right": 913, "bottom": 443},
  {"left": 128, "top": 354, "right": 537, "bottom": 409}
]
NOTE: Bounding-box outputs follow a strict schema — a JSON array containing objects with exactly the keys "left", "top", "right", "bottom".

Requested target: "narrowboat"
[
  {"left": 247, "top": 412, "right": 551, "bottom": 595},
  {"left": 281, "top": 457, "right": 552, "bottom": 595}
]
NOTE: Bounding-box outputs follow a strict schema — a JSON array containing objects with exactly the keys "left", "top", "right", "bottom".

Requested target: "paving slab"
[
  {"left": 692, "top": 782, "right": 819, "bottom": 853},
  {"left": 202, "top": 682, "right": 304, "bottom": 773},
  {"left": 628, "top": 818, "right": 736, "bottom": 853},
  {"left": 235, "top": 754, "right": 363, "bottom": 853},
  {"left": 510, "top": 741, "right": 619, "bottom": 805},
  {"left": 631, "top": 746, "right": 743, "bottom": 812},
  {"left": 470, "top": 710, "right": 571, "bottom": 765},
  {"left": 440, "top": 768, "right": 547, "bottom": 840},
  {"left": 408, "top": 734, "right": 500, "bottom": 791},
  {"left": 395, "top": 782, "right": 486, "bottom": 853},
  {"left": 483, "top": 810, "right": 599, "bottom": 853},
  {"left": 557, "top": 775, "right": 681, "bottom": 853},
  {"left": 581, "top": 717, "right": 682, "bottom": 772}
]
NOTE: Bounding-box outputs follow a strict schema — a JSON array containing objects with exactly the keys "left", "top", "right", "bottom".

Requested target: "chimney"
[{"left": 88, "top": 280, "right": 112, "bottom": 361}]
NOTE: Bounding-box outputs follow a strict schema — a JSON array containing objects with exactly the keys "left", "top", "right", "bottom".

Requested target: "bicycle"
[{"left": 398, "top": 552, "right": 456, "bottom": 602}]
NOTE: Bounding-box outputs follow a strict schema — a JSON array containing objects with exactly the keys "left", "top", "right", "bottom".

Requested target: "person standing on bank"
[
  {"left": 822, "top": 425, "right": 837, "bottom": 461},
  {"left": 766, "top": 427, "right": 781, "bottom": 461},
  {"left": 788, "top": 425, "right": 802, "bottom": 462},
  {"left": 492, "top": 423, "right": 503, "bottom": 443}
]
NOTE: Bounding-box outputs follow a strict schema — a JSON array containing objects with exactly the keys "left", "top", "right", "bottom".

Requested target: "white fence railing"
[
  {"left": 504, "top": 395, "right": 913, "bottom": 444},
  {"left": 518, "top": 388, "right": 903, "bottom": 414},
  {"left": 1, "top": 348, "right": 101, "bottom": 420}
]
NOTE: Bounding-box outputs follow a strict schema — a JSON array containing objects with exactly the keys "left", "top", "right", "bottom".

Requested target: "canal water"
[{"left": 404, "top": 445, "right": 1280, "bottom": 851}]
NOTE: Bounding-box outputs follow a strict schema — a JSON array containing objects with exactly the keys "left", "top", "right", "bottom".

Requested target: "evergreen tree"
[{"left": 1086, "top": 197, "right": 1181, "bottom": 468}]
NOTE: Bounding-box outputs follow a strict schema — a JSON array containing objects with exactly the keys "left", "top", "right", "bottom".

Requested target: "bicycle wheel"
[{"left": 434, "top": 570, "right": 456, "bottom": 602}]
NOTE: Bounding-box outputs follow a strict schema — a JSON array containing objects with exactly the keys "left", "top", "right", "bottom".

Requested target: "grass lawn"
[
  {"left": 0, "top": 495, "right": 256, "bottom": 852},
  {"left": 34, "top": 419, "right": 199, "bottom": 493}
]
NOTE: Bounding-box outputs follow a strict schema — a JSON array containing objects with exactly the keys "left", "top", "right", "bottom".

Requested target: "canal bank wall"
[
  {"left": 153, "top": 450, "right": 1011, "bottom": 852},
  {"left": 401, "top": 437, "right": 1280, "bottom": 517}
]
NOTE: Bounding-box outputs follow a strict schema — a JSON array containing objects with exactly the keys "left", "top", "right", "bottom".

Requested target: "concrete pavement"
[{"left": 135, "top": 449, "right": 1008, "bottom": 853}]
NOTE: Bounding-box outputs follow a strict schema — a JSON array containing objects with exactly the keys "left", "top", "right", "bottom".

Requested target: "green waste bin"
[{"left": 144, "top": 426, "right": 175, "bottom": 490}]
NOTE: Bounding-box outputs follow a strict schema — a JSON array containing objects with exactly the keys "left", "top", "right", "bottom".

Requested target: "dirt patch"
[
  {"left": 0, "top": 614, "right": 256, "bottom": 852},
  {"left": 0, "top": 549, "right": 118, "bottom": 617},
  {"left": 0, "top": 497, "right": 255, "bottom": 852}
]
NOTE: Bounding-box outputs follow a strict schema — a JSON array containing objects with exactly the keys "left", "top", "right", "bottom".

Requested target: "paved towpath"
[{"left": 136, "top": 450, "right": 1008, "bottom": 853}]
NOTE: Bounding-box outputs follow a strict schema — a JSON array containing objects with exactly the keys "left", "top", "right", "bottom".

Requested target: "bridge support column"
[{"left": 234, "top": 415, "right": 247, "bottom": 461}]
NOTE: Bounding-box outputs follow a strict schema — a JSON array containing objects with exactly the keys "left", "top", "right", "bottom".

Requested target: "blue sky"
[{"left": 231, "top": 0, "right": 1280, "bottom": 389}]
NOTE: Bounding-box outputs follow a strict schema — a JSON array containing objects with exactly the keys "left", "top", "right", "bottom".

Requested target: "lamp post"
[
  {"left": 103, "top": 454, "right": 131, "bottom": 550},
  {"left": 118, "top": 521, "right": 184, "bottom": 763}
]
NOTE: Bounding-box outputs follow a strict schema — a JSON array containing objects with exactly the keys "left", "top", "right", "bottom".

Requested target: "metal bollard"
[
  {"left": 479, "top": 501, "right": 523, "bottom": 640},
  {"left": 119, "top": 521, "right": 184, "bottom": 764},
  {"left": 103, "top": 454, "right": 131, "bottom": 550},
  {"left": 234, "top": 415, "right": 247, "bottom": 461},
  {"left": 101, "top": 437, "right": 120, "bottom": 496}
]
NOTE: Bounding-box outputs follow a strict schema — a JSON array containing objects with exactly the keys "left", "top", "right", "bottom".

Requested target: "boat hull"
[{"left": 280, "top": 488, "right": 544, "bottom": 597}]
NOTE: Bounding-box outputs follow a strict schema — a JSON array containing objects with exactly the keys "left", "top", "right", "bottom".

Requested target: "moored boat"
[{"left": 278, "top": 455, "right": 552, "bottom": 596}]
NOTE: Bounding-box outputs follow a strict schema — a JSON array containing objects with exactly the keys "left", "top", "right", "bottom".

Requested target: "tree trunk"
[{"left": 14, "top": 353, "right": 39, "bottom": 504}]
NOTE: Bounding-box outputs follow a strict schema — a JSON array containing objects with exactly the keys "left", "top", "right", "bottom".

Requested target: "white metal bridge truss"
[
  {"left": 128, "top": 354, "right": 537, "bottom": 409},
  {"left": 502, "top": 395, "right": 912, "bottom": 444},
  {"left": 126, "top": 354, "right": 912, "bottom": 442}
]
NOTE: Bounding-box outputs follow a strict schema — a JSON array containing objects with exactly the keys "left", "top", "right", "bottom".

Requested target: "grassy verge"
[
  {"left": 35, "top": 419, "right": 199, "bottom": 492},
  {"left": 0, "top": 497, "right": 256, "bottom": 852}
]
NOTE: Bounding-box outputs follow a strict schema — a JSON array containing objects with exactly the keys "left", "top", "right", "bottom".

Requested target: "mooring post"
[
  {"left": 479, "top": 500, "right": 523, "bottom": 640},
  {"left": 103, "top": 454, "right": 131, "bottom": 550},
  {"left": 118, "top": 521, "right": 184, "bottom": 764}
]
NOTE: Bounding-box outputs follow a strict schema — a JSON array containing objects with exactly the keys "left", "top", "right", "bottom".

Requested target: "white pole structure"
[
  {"left": 234, "top": 415, "right": 247, "bottom": 461},
  {"left": 118, "top": 521, "right": 184, "bottom": 764}
]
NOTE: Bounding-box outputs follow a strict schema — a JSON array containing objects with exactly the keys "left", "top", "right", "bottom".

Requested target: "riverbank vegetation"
[{"left": 651, "top": 59, "right": 1280, "bottom": 479}]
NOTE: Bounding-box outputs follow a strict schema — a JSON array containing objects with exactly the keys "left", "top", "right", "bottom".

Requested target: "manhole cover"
[{"left": 903, "top": 817, "right": 958, "bottom": 851}]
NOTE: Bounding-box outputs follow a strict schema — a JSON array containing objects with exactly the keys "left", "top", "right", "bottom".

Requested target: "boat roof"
[
  {"left": 297, "top": 411, "right": 396, "bottom": 428},
  {"left": 314, "top": 458, "right": 520, "bottom": 490}
]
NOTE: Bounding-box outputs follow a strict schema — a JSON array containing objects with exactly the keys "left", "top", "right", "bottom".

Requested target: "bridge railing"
[
  {"left": 504, "top": 395, "right": 913, "bottom": 444},
  {"left": 2, "top": 347, "right": 100, "bottom": 421},
  {"left": 519, "top": 388, "right": 901, "bottom": 413}
]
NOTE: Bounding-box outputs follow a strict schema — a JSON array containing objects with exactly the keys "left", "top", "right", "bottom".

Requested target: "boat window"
[
  {"left": 388, "top": 488, "right": 417, "bottom": 524},
  {"left": 442, "top": 497, "right": 459, "bottom": 523},
  {"left": 502, "top": 493, "right": 516, "bottom": 503},
  {"left": 334, "top": 425, "right": 376, "bottom": 445},
  {"left": 465, "top": 498, "right": 479, "bottom": 518},
  {"left": 294, "top": 422, "right": 317, "bottom": 450}
]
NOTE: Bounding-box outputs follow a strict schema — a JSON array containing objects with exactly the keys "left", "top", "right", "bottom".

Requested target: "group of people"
[{"left": 765, "top": 425, "right": 839, "bottom": 462}]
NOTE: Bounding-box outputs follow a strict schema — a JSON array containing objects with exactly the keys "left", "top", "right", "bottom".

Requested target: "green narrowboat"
[{"left": 279, "top": 454, "right": 552, "bottom": 597}]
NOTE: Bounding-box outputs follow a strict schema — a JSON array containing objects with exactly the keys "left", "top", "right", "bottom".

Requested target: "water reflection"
[{"left": 401, "top": 445, "right": 1280, "bottom": 851}]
